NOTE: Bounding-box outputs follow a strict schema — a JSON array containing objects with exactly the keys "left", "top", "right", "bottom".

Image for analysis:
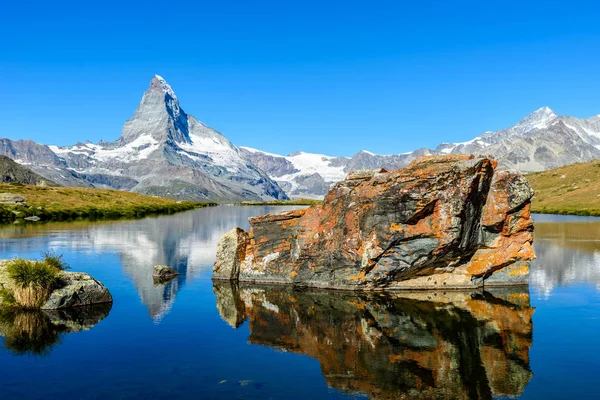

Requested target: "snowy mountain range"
[
  {"left": 0, "top": 76, "right": 287, "bottom": 202},
  {"left": 241, "top": 106, "right": 600, "bottom": 198},
  {"left": 1, "top": 75, "right": 600, "bottom": 200}
]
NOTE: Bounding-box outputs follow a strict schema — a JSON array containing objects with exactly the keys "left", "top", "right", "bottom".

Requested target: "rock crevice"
[{"left": 214, "top": 155, "right": 535, "bottom": 289}]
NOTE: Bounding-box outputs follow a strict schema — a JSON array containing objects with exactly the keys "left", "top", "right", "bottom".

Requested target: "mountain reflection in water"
[
  {"left": 532, "top": 221, "right": 600, "bottom": 297},
  {"left": 0, "top": 206, "right": 302, "bottom": 322},
  {"left": 214, "top": 282, "right": 533, "bottom": 400}
]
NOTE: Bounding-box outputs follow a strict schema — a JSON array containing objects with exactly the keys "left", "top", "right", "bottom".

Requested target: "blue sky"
[{"left": 1, "top": 0, "right": 600, "bottom": 157}]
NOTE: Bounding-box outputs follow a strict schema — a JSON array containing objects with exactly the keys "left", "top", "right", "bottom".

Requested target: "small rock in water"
[
  {"left": 152, "top": 265, "right": 179, "bottom": 284},
  {"left": 42, "top": 272, "right": 113, "bottom": 309},
  {"left": 24, "top": 216, "right": 41, "bottom": 222}
]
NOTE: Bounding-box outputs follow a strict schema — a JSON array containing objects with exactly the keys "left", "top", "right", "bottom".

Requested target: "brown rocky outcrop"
[
  {"left": 213, "top": 282, "right": 534, "bottom": 399},
  {"left": 213, "top": 155, "right": 535, "bottom": 289},
  {"left": 214, "top": 155, "right": 535, "bottom": 289}
]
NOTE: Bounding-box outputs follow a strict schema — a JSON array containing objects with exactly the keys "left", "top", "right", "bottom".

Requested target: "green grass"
[
  {"left": 5, "top": 259, "right": 59, "bottom": 289},
  {"left": 0, "top": 183, "right": 215, "bottom": 224},
  {"left": 41, "top": 251, "right": 70, "bottom": 271},
  {"left": 239, "top": 199, "right": 322, "bottom": 206},
  {"left": 527, "top": 160, "right": 600, "bottom": 216},
  {"left": 2, "top": 258, "right": 63, "bottom": 309}
]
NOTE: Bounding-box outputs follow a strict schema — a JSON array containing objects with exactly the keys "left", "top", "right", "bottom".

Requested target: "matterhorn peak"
[
  {"left": 119, "top": 75, "right": 190, "bottom": 145},
  {"left": 150, "top": 74, "right": 177, "bottom": 99}
]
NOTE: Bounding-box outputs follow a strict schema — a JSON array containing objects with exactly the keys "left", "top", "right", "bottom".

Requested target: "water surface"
[{"left": 0, "top": 207, "right": 598, "bottom": 399}]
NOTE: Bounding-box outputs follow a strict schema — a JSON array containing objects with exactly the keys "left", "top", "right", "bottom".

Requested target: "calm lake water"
[{"left": 0, "top": 206, "right": 599, "bottom": 399}]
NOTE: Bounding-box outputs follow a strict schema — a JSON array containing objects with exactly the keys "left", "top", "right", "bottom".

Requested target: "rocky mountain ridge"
[
  {"left": 0, "top": 155, "right": 58, "bottom": 186},
  {"left": 3, "top": 75, "right": 600, "bottom": 200},
  {"left": 242, "top": 106, "right": 600, "bottom": 198},
  {"left": 0, "top": 76, "right": 287, "bottom": 202}
]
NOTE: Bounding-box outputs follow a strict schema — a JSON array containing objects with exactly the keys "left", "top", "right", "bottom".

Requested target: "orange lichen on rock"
[{"left": 214, "top": 155, "right": 535, "bottom": 289}]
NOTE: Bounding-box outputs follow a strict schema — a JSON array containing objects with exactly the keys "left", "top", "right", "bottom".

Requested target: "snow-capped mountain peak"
[
  {"left": 1, "top": 75, "right": 288, "bottom": 202},
  {"left": 514, "top": 106, "right": 558, "bottom": 133},
  {"left": 150, "top": 74, "right": 178, "bottom": 99},
  {"left": 120, "top": 75, "right": 190, "bottom": 145}
]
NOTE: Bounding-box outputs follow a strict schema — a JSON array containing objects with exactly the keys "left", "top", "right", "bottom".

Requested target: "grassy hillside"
[
  {"left": 527, "top": 160, "right": 600, "bottom": 216},
  {"left": 0, "top": 183, "right": 213, "bottom": 224}
]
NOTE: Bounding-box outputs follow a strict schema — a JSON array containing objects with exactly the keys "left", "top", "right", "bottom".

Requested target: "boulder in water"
[{"left": 213, "top": 155, "right": 535, "bottom": 290}]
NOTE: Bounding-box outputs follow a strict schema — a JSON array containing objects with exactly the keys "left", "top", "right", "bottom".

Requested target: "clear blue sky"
[{"left": 1, "top": 0, "right": 600, "bottom": 157}]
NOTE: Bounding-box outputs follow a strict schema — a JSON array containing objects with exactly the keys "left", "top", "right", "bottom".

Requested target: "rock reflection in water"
[
  {"left": 214, "top": 282, "right": 533, "bottom": 399},
  {"left": 0, "top": 304, "right": 111, "bottom": 356}
]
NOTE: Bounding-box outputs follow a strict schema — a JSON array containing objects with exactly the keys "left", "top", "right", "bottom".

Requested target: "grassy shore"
[
  {"left": 0, "top": 183, "right": 214, "bottom": 224},
  {"left": 238, "top": 199, "right": 323, "bottom": 206},
  {"left": 527, "top": 160, "right": 600, "bottom": 216}
]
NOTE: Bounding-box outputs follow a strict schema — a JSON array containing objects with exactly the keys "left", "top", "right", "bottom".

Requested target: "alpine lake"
[{"left": 0, "top": 206, "right": 599, "bottom": 399}]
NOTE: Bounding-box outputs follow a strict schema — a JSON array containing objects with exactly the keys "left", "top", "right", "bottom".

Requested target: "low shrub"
[
  {"left": 0, "top": 287, "right": 16, "bottom": 306},
  {"left": 5, "top": 259, "right": 60, "bottom": 309},
  {"left": 41, "top": 251, "right": 70, "bottom": 271}
]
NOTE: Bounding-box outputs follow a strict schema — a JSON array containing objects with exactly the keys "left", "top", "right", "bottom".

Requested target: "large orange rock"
[{"left": 214, "top": 155, "right": 535, "bottom": 289}]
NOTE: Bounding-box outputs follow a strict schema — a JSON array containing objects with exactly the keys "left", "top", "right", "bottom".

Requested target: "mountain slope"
[
  {"left": 239, "top": 147, "right": 349, "bottom": 198},
  {"left": 0, "top": 155, "right": 58, "bottom": 186},
  {"left": 243, "top": 107, "right": 600, "bottom": 198},
  {"left": 527, "top": 160, "right": 600, "bottom": 216},
  {"left": 1, "top": 76, "right": 287, "bottom": 202},
  {"left": 436, "top": 107, "right": 600, "bottom": 171}
]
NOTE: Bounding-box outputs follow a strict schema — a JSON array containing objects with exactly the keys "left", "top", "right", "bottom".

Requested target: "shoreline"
[{"left": 0, "top": 202, "right": 216, "bottom": 225}]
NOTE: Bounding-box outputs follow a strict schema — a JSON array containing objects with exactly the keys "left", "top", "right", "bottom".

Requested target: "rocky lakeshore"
[
  {"left": 0, "top": 260, "right": 113, "bottom": 309},
  {"left": 214, "top": 155, "right": 535, "bottom": 290}
]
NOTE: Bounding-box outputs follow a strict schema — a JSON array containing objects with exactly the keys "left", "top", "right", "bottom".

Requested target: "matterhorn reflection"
[
  {"left": 214, "top": 282, "right": 534, "bottom": 399},
  {"left": 0, "top": 206, "right": 302, "bottom": 322}
]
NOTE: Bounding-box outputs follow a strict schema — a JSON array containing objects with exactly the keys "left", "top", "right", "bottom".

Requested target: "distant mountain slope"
[
  {"left": 0, "top": 155, "right": 58, "bottom": 186},
  {"left": 243, "top": 107, "right": 600, "bottom": 198},
  {"left": 0, "top": 76, "right": 287, "bottom": 202},
  {"left": 239, "top": 147, "right": 350, "bottom": 198},
  {"left": 527, "top": 160, "right": 600, "bottom": 216},
  {"left": 436, "top": 107, "right": 600, "bottom": 171}
]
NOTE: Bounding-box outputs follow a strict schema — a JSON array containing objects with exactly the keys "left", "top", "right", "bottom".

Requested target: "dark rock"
[
  {"left": 42, "top": 272, "right": 113, "bottom": 309},
  {"left": 213, "top": 155, "right": 535, "bottom": 289}
]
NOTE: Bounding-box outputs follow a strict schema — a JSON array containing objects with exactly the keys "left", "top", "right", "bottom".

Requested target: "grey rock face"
[
  {"left": 213, "top": 227, "right": 249, "bottom": 281},
  {"left": 42, "top": 272, "right": 113, "bottom": 310},
  {"left": 0, "top": 155, "right": 58, "bottom": 186},
  {"left": 0, "top": 76, "right": 288, "bottom": 202}
]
